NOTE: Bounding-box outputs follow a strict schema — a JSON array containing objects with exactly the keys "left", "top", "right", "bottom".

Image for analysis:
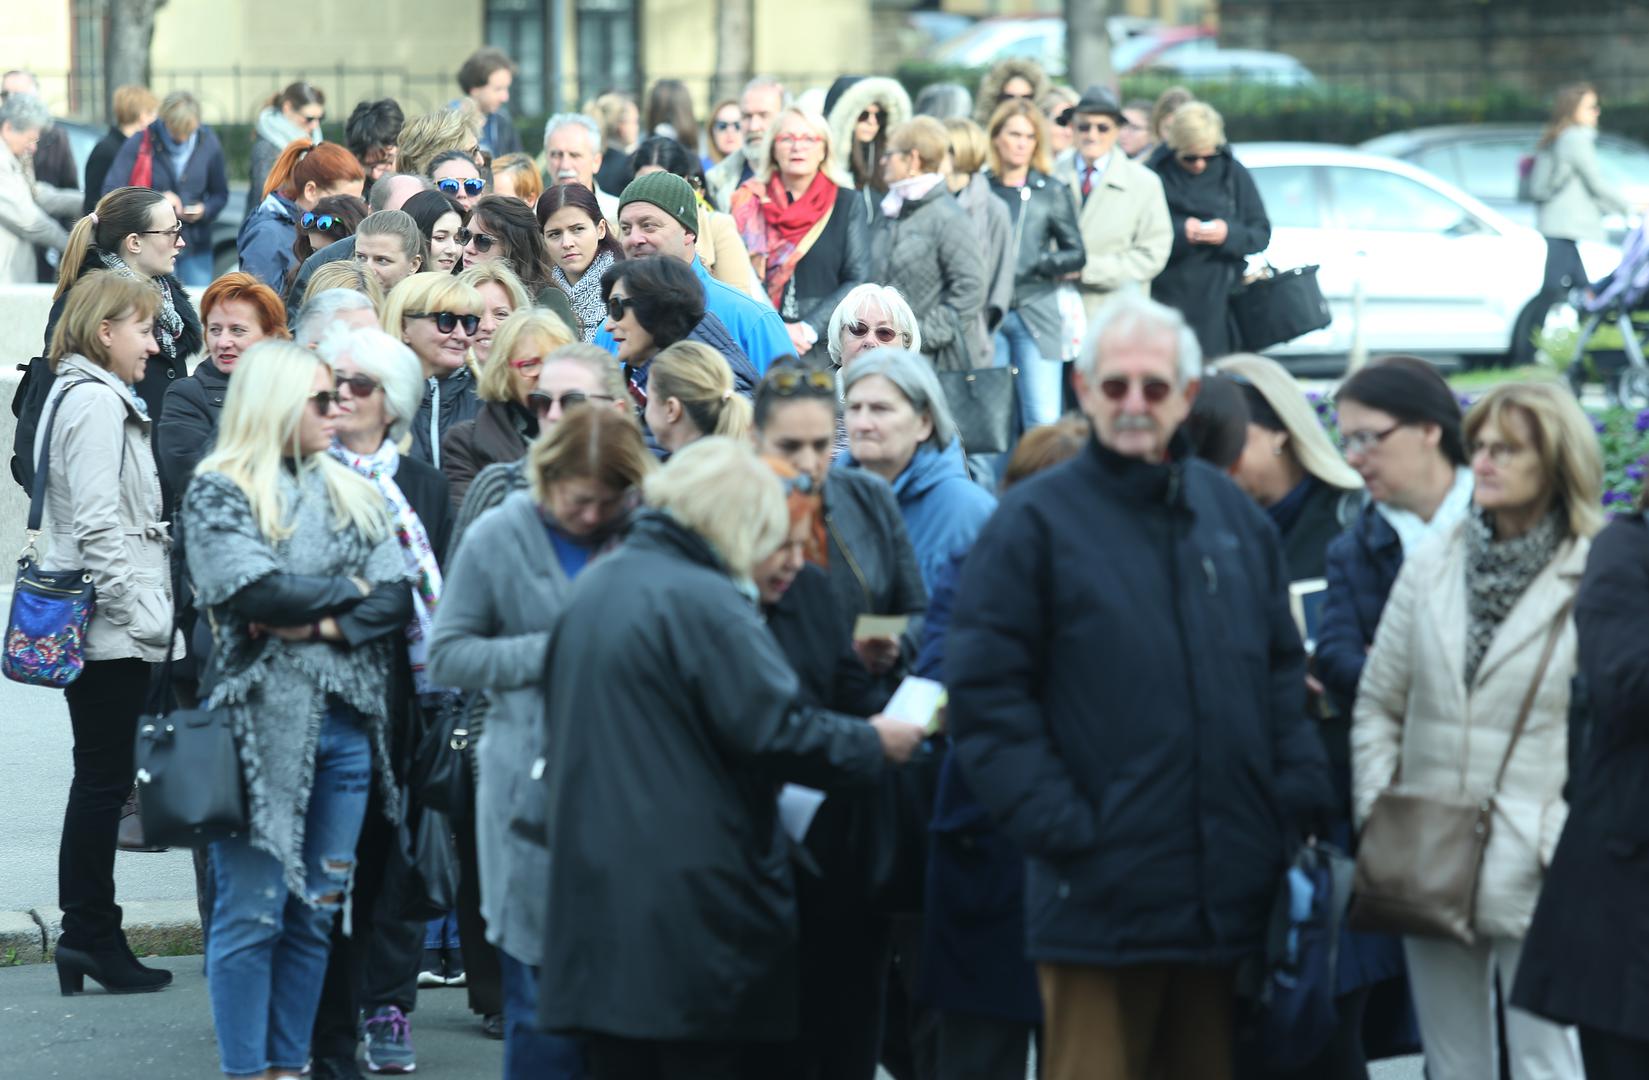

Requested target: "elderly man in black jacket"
[{"left": 946, "top": 293, "right": 1332, "bottom": 1080}]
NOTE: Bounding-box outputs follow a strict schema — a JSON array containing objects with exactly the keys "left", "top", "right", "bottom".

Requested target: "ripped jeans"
[{"left": 207, "top": 706, "right": 373, "bottom": 1078}]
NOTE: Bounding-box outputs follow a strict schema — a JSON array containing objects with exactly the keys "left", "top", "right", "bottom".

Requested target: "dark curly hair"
[
  {"left": 468, "top": 194, "right": 555, "bottom": 295},
  {"left": 600, "top": 255, "right": 704, "bottom": 350}
]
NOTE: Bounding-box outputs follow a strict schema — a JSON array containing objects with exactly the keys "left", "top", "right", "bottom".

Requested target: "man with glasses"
[
  {"left": 706, "top": 76, "right": 788, "bottom": 212},
  {"left": 946, "top": 293, "right": 1332, "bottom": 1080},
  {"left": 1054, "top": 86, "right": 1171, "bottom": 319}
]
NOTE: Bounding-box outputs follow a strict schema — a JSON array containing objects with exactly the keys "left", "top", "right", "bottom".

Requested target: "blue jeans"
[
  {"left": 207, "top": 708, "right": 372, "bottom": 1078},
  {"left": 995, "top": 309, "right": 1065, "bottom": 431},
  {"left": 175, "top": 247, "right": 214, "bottom": 288},
  {"left": 424, "top": 910, "right": 460, "bottom": 951},
  {"left": 501, "top": 950, "right": 587, "bottom": 1080}
]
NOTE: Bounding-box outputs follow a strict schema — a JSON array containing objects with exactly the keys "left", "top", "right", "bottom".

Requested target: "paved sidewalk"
[{"left": 0, "top": 956, "right": 503, "bottom": 1079}]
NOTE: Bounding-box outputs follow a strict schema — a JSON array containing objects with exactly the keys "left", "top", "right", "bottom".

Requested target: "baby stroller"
[{"left": 1566, "top": 221, "right": 1649, "bottom": 407}]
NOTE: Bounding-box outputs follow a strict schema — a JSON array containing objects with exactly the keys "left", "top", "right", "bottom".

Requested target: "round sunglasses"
[
  {"left": 437, "top": 177, "right": 486, "bottom": 198},
  {"left": 406, "top": 311, "right": 480, "bottom": 335},
  {"left": 1098, "top": 376, "right": 1173, "bottom": 404},
  {"left": 846, "top": 321, "right": 902, "bottom": 345},
  {"left": 456, "top": 227, "right": 497, "bottom": 253},
  {"left": 301, "top": 211, "right": 346, "bottom": 232}
]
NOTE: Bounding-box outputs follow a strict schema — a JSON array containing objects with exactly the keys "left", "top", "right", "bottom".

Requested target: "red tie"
[{"left": 1081, "top": 165, "right": 1094, "bottom": 200}]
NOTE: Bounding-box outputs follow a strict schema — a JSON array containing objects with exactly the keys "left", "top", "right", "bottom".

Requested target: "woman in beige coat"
[
  {"left": 1353, "top": 382, "right": 1602, "bottom": 1080},
  {"left": 35, "top": 269, "right": 179, "bottom": 994}
]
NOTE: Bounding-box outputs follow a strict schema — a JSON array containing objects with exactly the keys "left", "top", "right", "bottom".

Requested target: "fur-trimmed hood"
[
  {"left": 826, "top": 76, "right": 913, "bottom": 178},
  {"left": 973, "top": 58, "right": 1053, "bottom": 126}
]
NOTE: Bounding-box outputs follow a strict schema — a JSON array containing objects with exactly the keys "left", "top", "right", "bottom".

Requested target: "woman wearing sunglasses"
[
  {"left": 289, "top": 193, "right": 368, "bottom": 289},
  {"left": 824, "top": 76, "right": 913, "bottom": 223},
  {"left": 181, "top": 340, "right": 413, "bottom": 1080},
  {"left": 1148, "top": 101, "right": 1272, "bottom": 359},
  {"left": 403, "top": 189, "right": 467, "bottom": 275},
  {"left": 598, "top": 254, "right": 709, "bottom": 406},
  {"left": 441, "top": 308, "right": 577, "bottom": 507},
  {"left": 462, "top": 194, "right": 559, "bottom": 302},
  {"left": 382, "top": 271, "right": 486, "bottom": 467},
  {"left": 537, "top": 182, "right": 624, "bottom": 341},
  {"left": 825, "top": 283, "right": 922, "bottom": 458},
  {"left": 706, "top": 99, "right": 743, "bottom": 165},
  {"left": 239, "top": 140, "right": 365, "bottom": 291},
  {"left": 428, "top": 148, "right": 488, "bottom": 212}
]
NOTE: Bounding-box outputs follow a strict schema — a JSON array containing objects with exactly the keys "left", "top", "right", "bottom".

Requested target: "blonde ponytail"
[{"left": 650, "top": 341, "right": 752, "bottom": 442}]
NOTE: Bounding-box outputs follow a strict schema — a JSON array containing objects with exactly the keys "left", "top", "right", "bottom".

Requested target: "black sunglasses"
[
  {"left": 406, "top": 310, "right": 480, "bottom": 335},
  {"left": 764, "top": 368, "right": 836, "bottom": 395},
  {"left": 607, "top": 294, "right": 636, "bottom": 322},
  {"left": 456, "top": 227, "right": 496, "bottom": 253},
  {"left": 308, "top": 390, "right": 342, "bottom": 416},
  {"left": 437, "top": 177, "right": 486, "bottom": 198},
  {"left": 1178, "top": 153, "right": 1219, "bottom": 165},
  {"left": 713, "top": 119, "right": 739, "bottom": 133},
  {"left": 1076, "top": 120, "right": 1116, "bottom": 135},
  {"left": 858, "top": 108, "right": 882, "bottom": 124},
  {"left": 846, "top": 321, "right": 902, "bottom": 345},
  {"left": 334, "top": 372, "right": 380, "bottom": 398},
  {"left": 529, "top": 390, "right": 617, "bottom": 417},
  {"left": 301, "top": 211, "right": 346, "bottom": 232}
]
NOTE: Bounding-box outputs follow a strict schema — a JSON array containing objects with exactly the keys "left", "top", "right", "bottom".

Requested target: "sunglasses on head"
[
  {"left": 847, "top": 321, "right": 902, "bottom": 345},
  {"left": 437, "top": 177, "right": 486, "bottom": 197},
  {"left": 607, "top": 294, "right": 636, "bottom": 322},
  {"left": 301, "top": 211, "right": 345, "bottom": 232},
  {"left": 456, "top": 227, "right": 496, "bottom": 253},
  {"left": 529, "top": 389, "right": 617, "bottom": 417},
  {"left": 764, "top": 368, "right": 836, "bottom": 395},
  {"left": 308, "top": 390, "right": 342, "bottom": 416},
  {"left": 406, "top": 311, "right": 480, "bottom": 335},
  {"left": 334, "top": 372, "right": 379, "bottom": 398},
  {"left": 1098, "top": 376, "right": 1174, "bottom": 403},
  {"left": 1178, "top": 153, "right": 1219, "bottom": 165}
]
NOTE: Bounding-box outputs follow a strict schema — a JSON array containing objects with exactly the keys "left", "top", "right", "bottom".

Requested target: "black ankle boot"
[{"left": 55, "top": 943, "right": 173, "bottom": 996}]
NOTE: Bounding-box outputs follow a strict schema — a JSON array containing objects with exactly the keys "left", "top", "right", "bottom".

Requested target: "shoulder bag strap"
[
  {"left": 26, "top": 377, "right": 98, "bottom": 538},
  {"left": 1487, "top": 596, "right": 1575, "bottom": 798}
]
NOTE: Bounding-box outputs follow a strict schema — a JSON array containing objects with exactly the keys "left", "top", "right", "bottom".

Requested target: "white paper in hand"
[
  {"left": 884, "top": 676, "right": 947, "bottom": 734},
  {"left": 778, "top": 784, "right": 826, "bottom": 843}
]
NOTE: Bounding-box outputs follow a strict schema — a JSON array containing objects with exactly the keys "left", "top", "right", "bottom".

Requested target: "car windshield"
[
  {"left": 1250, "top": 165, "right": 1324, "bottom": 229},
  {"left": 1326, "top": 166, "right": 1472, "bottom": 233}
]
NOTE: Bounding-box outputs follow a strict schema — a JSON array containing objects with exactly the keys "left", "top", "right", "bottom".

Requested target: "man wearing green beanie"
[{"left": 600, "top": 171, "right": 791, "bottom": 375}]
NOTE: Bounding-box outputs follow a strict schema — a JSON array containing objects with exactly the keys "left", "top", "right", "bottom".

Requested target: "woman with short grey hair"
[
  {"left": 0, "top": 92, "right": 71, "bottom": 283},
  {"left": 827, "top": 283, "right": 923, "bottom": 368},
  {"left": 841, "top": 348, "right": 996, "bottom": 590}
]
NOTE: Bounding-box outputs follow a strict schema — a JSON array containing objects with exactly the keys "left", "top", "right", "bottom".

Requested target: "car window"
[
  {"left": 1249, "top": 165, "right": 1323, "bottom": 229},
  {"left": 1595, "top": 139, "right": 1649, "bottom": 189},
  {"left": 1410, "top": 145, "right": 1460, "bottom": 187},
  {"left": 1453, "top": 139, "right": 1529, "bottom": 202},
  {"left": 1326, "top": 167, "right": 1470, "bottom": 232}
]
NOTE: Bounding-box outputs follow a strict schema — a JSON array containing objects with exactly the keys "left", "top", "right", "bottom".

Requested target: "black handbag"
[
  {"left": 133, "top": 615, "right": 247, "bottom": 848},
  {"left": 407, "top": 691, "right": 473, "bottom": 817},
  {"left": 1232, "top": 264, "right": 1332, "bottom": 352},
  {"left": 396, "top": 802, "right": 461, "bottom": 921},
  {"left": 936, "top": 366, "right": 1018, "bottom": 457}
]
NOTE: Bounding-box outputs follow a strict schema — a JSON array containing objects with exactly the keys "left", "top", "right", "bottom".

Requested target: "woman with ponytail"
[
  {"left": 642, "top": 340, "right": 753, "bottom": 454},
  {"left": 238, "top": 139, "right": 364, "bottom": 290}
]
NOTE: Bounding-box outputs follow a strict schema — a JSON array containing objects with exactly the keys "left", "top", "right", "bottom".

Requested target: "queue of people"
[{"left": 10, "top": 56, "right": 1649, "bottom": 1080}]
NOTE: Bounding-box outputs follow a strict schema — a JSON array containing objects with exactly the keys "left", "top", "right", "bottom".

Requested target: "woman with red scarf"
[{"left": 731, "top": 107, "right": 868, "bottom": 359}]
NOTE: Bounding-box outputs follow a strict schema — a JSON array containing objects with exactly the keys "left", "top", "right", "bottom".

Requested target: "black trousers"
[
  {"left": 781, "top": 871, "right": 890, "bottom": 1080},
  {"left": 59, "top": 658, "right": 151, "bottom": 950},
  {"left": 1543, "top": 237, "right": 1587, "bottom": 296},
  {"left": 1580, "top": 1027, "right": 1649, "bottom": 1080},
  {"left": 454, "top": 803, "right": 503, "bottom": 1016},
  {"left": 935, "top": 1012, "right": 1039, "bottom": 1080},
  {"left": 587, "top": 1035, "right": 778, "bottom": 1080}
]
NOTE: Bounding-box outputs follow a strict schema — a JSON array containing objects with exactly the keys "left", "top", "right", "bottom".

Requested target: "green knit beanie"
[{"left": 618, "top": 172, "right": 699, "bottom": 238}]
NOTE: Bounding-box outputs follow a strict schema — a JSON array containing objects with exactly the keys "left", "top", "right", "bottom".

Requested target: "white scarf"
[
  {"left": 1376, "top": 465, "right": 1474, "bottom": 553},
  {"left": 880, "top": 172, "right": 946, "bottom": 218}
]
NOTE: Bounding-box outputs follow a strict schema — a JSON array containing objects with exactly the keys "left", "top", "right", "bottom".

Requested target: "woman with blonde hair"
[
  {"left": 441, "top": 308, "right": 578, "bottom": 506},
  {"left": 181, "top": 340, "right": 412, "bottom": 1079},
  {"left": 456, "top": 259, "right": 534, "bottom": 365},
  {"left": 305, "top": 258, "right": 385, "bottom": 310},
  {"left": 590, "top": 91, "right": 641, "bottom": 194},
  {"left": 38, "top": 270, "right": 176, "bottom": 998},
  {"left": 491, "top": 152, "right": 543, "bottom": 206},
  {"left": 643, "top": 340, "right": 753, "bottom": 453},
  {"left": 382, "top": 271, "right": 486, "bottom": 466},
  {"left": 1353, "top": 381, "right": 1600, "bottom": 1080},
  {"left": 730, "top": 106, "right": 868, "bottom": 358},
  {"left": 429, "top": 406, "right": 651, "bottom": 1078},
  {"left": 536, "top": 436, "right": 921, "bottom": 1073}
]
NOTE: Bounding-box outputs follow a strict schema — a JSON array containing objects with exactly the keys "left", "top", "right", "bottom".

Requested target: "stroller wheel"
[{"left": 1617, "top": 368, "right": 1649, "bottom": 410}]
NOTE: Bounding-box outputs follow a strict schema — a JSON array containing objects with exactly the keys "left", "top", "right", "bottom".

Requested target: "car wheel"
[{"left": 1509, "top": 294, "right": 1575, "bottom": 369}]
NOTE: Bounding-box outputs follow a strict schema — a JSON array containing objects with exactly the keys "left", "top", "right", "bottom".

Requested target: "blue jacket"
[
  {"left": 237, "top": 191, "right": 301, "bottom": 291},
  {"left": 1315, "top": 503, "right": 1403, "bottom": 715},
  {"left": 594, "top": 257, "right": 792, "bottom": 375},
  {"left": 103, "top": 120, "right": 229, "bottom": 253},
  {"left": 841, "top": 439, "right": 994, "bottom": 595},
  {"left": 450, "top": 100, "right": 524, "bottom": 158}
]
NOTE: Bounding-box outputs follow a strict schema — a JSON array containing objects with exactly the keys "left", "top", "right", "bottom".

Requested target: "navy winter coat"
[
  {"left": 947, "top": 434, "right": 1333, "bottom": 968},
  {"left": 103, "top": 120, "right": 229, "bottom": 255},
  {"left": 1315, "top": 504, "right": 1403, "bottom": 715},
  {"left": 237, "top": 191, "right": 302, "bottom": 290}
]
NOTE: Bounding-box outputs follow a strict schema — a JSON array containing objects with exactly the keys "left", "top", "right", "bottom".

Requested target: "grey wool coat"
[
  {"left": 869, "top": 183, "right": 988, "bottom": 371},
  {"left": 1537, "top": 126, "right": 1632, "bottom": 243}
]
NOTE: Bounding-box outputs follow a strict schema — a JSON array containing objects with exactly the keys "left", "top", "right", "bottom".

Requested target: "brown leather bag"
[{"left": 1347, "top": 599, "right": 1571, "bottom": 946}]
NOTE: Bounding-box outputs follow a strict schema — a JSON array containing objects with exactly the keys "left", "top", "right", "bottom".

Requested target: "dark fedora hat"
[{"left": 1072, "top": 85, "right": 1124, "bottom": 120}]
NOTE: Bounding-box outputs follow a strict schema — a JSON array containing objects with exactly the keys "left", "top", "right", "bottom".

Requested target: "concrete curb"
[{"left": 3, "top": 900, "right": 202, "bottom": 965}]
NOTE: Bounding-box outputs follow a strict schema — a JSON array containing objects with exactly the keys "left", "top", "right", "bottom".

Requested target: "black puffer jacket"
[
  {"left": 822, "top": 466, "right": 929, "bottom": 666},
  {"left": 947, "top": 434, "right": 1333, "bottom": 968},
  {"left": 156, "top": 357, "right": 230, "bottom": 500},
  {"left": 989, "top": 169, "right": 1085, "bottom": 359},
  {"left": 409, "top": 366, "right": 483, "bottom": 469}
]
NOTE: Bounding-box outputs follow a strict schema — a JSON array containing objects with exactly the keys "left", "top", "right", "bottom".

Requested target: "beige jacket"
[
  {"left": 33, "top": 355, "right": 179, "bottom": 663},
  {"left": 1352, "top": 521, "right": 1586, "bottom": 939},
  {"left": 0, "top": 140, "right": 69, "bottom": 285},
  {"left": 1055, "top": 152, "right": 1172, "bottom": 317},
  {"left": 696, "top": 204, "right": 759, "bottom": 298}
]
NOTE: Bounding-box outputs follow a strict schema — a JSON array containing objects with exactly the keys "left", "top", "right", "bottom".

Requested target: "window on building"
[
  {"left": 577, "top": 0, "right": 640, "bottom": 103},
  {"left": 487, "top": 0, "right": 546, "bottom": 117}
]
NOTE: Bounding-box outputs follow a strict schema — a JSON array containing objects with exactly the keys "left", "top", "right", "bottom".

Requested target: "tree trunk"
[
  {"left": 715, "top": 0, "right": 754, "bottom": 104},
  {"left": 105, "top": 0, "right": 166, "bottom": 115},
  {"left": 1066, "top": 0, "right": 1115, "bottom": 94}
]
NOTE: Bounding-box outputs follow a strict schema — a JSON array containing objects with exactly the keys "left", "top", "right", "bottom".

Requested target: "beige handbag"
[{"left": 1347, "top": 601, "right": 1571, "bottom": 946}]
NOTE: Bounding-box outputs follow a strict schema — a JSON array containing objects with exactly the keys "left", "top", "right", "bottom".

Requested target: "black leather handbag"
[
  {"left": 936, "top": 366, "right": 1018, "bottom": 457},
  {"left": 133, "top": 619, "right": 247, "bottom": 848},
  {"left": 1232, "top": 264, "right": 1332, "bottom": 352},
  {"left": 407, "top": 691, "right": 474, "bottom": 818}
]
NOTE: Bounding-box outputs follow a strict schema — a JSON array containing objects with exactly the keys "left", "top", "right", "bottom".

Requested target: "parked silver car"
[{"left": 1232, "top": 143, "right": 1619, "bottom": 367}]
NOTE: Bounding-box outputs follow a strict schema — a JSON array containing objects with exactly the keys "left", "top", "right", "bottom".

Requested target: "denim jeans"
[
  {"left": 500, "top": 950, "right": 587, "bottom": 1080},
  {"left": 207, "top": 707, "right": 373, "bottom": 1078},
  {"left": 425, "top": 910, "right": 460, "bottom": 951},
  {"left": 175, "top": 247, "right": 215, "bottom": 288},
  {"left": 995, "top": 309, "right": 1065, "bottom": 432}
]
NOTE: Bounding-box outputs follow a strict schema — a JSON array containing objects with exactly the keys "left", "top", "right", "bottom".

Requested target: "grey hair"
[
  {"left": 841, "top": 347, "right": 958, "bottom": 451},
  {"left": 544, "top": 112, "right": 601, "bottom": 154},
  {"left": 318, "top": 326, "right": 424, "bottom": 442},
  {"left": 295, "top": 288, "right": 378, "bottom": 347},
  {"left": 1078, "top": 292, "right": 1202, "bottom": 385},
  {"left": 740, "top": 76, "right": 791, "bottom": 106},
  {"left": 368, "top": 172, "right": 435, "bottom": 212},
  {"left": 0, "top": 93, "right": 51, "bottom": 134},
  {"left": 827, "top": 283, "right": 923, "bottom": 365},
  {"left": 913, "top": 83, "right": 973, "bottom": 121}
]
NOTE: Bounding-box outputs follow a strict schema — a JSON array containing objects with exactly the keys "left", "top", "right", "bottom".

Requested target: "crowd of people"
[{"left": 4, "top": 47, "right": 1649, "bottom": 1080}]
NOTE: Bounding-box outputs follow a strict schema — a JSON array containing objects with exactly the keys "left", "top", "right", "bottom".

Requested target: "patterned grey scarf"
[
  {"left": 1464, "top": 503, "right": 1563, "bottom": 686},
  {"left": 552, "top": 249, "right": 615, "bottom": 342},
  {"left": 95, "top": 249, "right": 183, "bottom": 358}
]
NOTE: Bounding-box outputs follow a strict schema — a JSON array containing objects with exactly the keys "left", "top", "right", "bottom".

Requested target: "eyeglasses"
[
  {"left": 529, "top": 390, "right": 617, "bottom": 417},
  {"left": 764, "top": 368, "right": 836, "bottom": 395},
  {"left": 858, "top": 108, "right": 882, "bottom": 124},
  {"left": 334, "top": 373, "right": 380, "bottom": 398},
  {"left": 456, "top": 227, "right": 496, "bottom": 253},
  {"left": 437, "top": 177, "right": 486, "bottom": 198},
  {"left": 1468, "top": 439, "right": 1527, "bottom": 465},
  {"left": 606, "top": 294, "right": 635, "bottom": 322},
  {"left": 301, "top": 212, "right": 346, "bottom": 232},
  {"left": 1098, "top": 376, "right": 1174, "bottom": 404},
  {"left": 847, "top": 321, "right": 902, "bottom": 345},
  {"left": 1341, "top": 423, "right": 1405, "bottom": 455},
  {"left": 774, "top": 133, "right": 823, "bottom": 148},
  {"left": 1178, "top": 153, "right": 1219, "bottom": 165},
  {"left": 713, "top": 120, "right": 739, "bottom": 133},
  {"left": 406, "top": 311, "right": 480, "bottom": 336},
  {"left": 308, "top": 390, "right": 342, "bottom": 416},
  {"left": 139, "top": 225, "right": 184, "bottom": 241},
  {"left": 1076, "top": 121, "right": 1116, "bottom": 135}
]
